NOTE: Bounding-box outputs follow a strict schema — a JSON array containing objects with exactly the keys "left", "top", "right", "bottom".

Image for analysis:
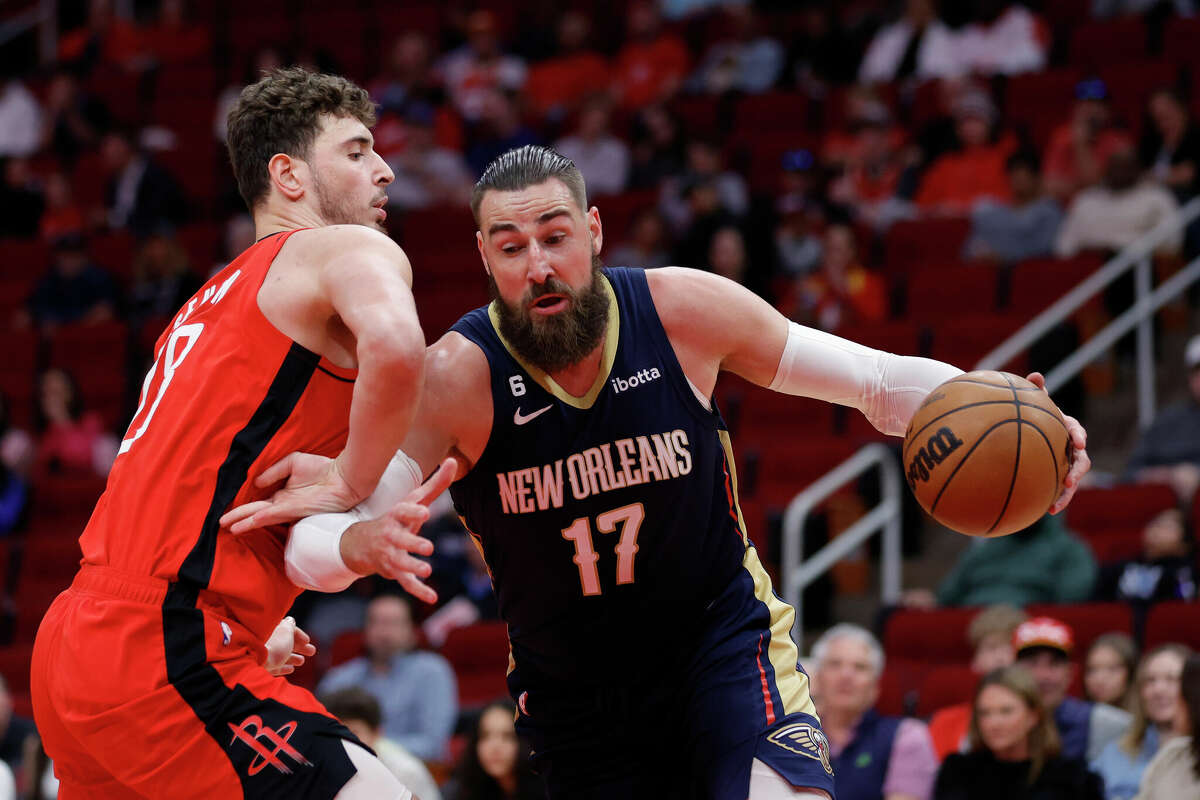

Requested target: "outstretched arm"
[{"left": 648, "top": 267, "right": 1088, "bottom": 511}]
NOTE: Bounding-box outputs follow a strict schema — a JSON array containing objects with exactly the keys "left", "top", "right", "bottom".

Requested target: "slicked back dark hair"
[
  {"left": 226, "top": 67, "right": 376, "bottom": 211},
  {"left": 471, "top": 145, "right": 587, "bottom": 224}
]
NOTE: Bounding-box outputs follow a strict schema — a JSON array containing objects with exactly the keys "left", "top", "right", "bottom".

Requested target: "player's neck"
[
  {"left": 546, "top": 339, "right": 606, "bottom": 397},
  {"left": 253, "top": 202, "right": 327, "bottom": 240}
]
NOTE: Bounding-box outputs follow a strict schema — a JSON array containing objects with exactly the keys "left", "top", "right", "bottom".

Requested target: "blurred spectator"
[
  {"left": 524, "top": 11, "right": 611, "bottom": 123},
  {"left": 101, "top": 128, "right": 188, "bottom": 238},
  {"left": 0, "top": 675, "right": 28, "bottom": 788},
  {"left": 439, "top": 10, "right": 527, "bottom": 123},
  {"left": 0, "top": 69, "right": 42, "bottom": 158},
  {"left": 554, "top": 95, "right": 630, "bottom": 197},
  {"left": 1094, "top": 0, "right": 1195, "bottom": 15},
  {"left": 369, "top": 32, "right": 440, "bottom": 116},
  {"left": 1133, "top": 653, "right": 1200, "bottom": 799},
  {"left": 811, "top": 624, "right": 939, "bottom": 800},
  {"left": 421, "top": 534, "right": 498, "bottom": 648},
  {"left": 774, "top": 192, "right": 824, "bottom": 278},
  {"left": 1055, "top": 147, "right": 1181, "bottom": 258},
  {"left": 442, "top": 700, "right": 544, "bottom": 800},
  {"left": 933, "top": 666, "right": 1104, "bottom": 800},
  {"left": 785, "top": 4, "right": 863, "bottom": 88},
  {"left": 1092, "top": 644, "right": 1191, "bottom": 800},
  {"left": 612, "top": 2, "right": 690, "bottom": 110},
  {"left": 825, "top": 94, "right": 909, "bottom": 230},
  {"left": 661, "top": 0, "right": 749, "bottom": 20},
  {"left": 1043, "top": 78, "right": 1133, "bottom": 204},
  {"left": 916, "top": 88, "right": 1014, "bottom": 214},
  {"left": 955, "top": 0, "right": 1049, "bottom": 77},
  {"left": 41, "top": 69, "right": 110, "bottom": 167},
  {"left": 964, "top": 150, "right": 1063, "bottom": 262},
  {"left": 0, "top": 393, "right": 33, "bottom": 480},
  {"left": 34, "top": 368, "right": 119, "bottom": 477},
  {"left": 1139, "top": 87, "right": 1200, "bottom": 202},
  {"left": 385, "top": 104, "right": 473, "bottom": 210},
  {"left": 707, "top": 225, "right": 749, "bottom": 284},
  {"left": 320, "top": 687, "right": 442, "bottom": 800},
  {"left": 1094, "top": 509, "right": 1198, "bottom": 605},
  {"left": 0, "top": 158, "right": 45, "bottom": 238},
  {"left": 687, "top": 6, "right": 784, "bottom": 94},
  {"left": 20, "top": 234, "right": 118, "bottom": 330},
  {"left": 317, "top": 592, "right": 457, "bottom": 761},
  {"left": 1125, "top": 335, "right": 1200, "bottom": 499},
  {"left": 660, "top": 137, "right": 748, "bottom": 235},
  {"left": 628, "top": 104, "right": 686, "bottom": 188},
  {"left": 465, "top": 91, "right": 541, "bottom": 178},
  {"left": 126, "top": 230, "right": 201, "bottom": 327},
  {"left": 214, "top": 47, "right": 284, "bottom": 144},
  {"left": 1085, "top": 634, "right": 1139, "bottom": 712},
  {"left": 929, "top": 604, "right": 1030, "bottom": 759},
  {"left": 903, "top": 515, "right": 1097, "bottom": 608},
  {"left": 140, "top": 0, "right": 211, "bottom": 66},
  {"left": 216, "top": 213, "right": 255, "bottom": 276},
  {"left": 780, "top": 223, "right": 886, "bottom": 333},
  {"left": 57, "top": 0, "right": 142, "bottom": 74},
  {"left": 670, "top": 177, "right": 738, "bottom": 270},
  {"left": 1014, "top": 616, "right": 1132, "bottom": 761},
  {"left": 858, "top": 0, "right": 963, "bottom": 85},
  {"left": 608, "top": 207, "right": 672, "bottom": 269},
  {"left": 39, "top": 171, "right": 86, "bottom": 243}
]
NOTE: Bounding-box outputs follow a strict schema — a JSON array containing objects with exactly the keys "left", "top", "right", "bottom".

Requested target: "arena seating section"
[{"left": 2, "top": 1, "right": 1199, "bottom": 730}]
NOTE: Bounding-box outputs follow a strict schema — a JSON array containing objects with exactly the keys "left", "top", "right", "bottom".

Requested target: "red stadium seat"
[
  {"left": 88, "top": 231, "right": 135, "bottom": 283},
  {"left": 1005, "top": 68, "right": 1084, "bottom": 151},
  {"left": 749, "top": 437, "right": 860, "bottom": 507},
  {"left": 1097, "top": 60, "right": 1181, "bottom": 136},
  {"left": 928, "top": 314, "right": 1028, "bottom": 373},
  {"left": 0, "top": 237, "right": 50, "bottom": 279},
  {"left": 0, "top": 328, "right": 38, "bottom": 429},
  {"left": 30, "top": 474, "right": 107, "bottom": 519},
  {"left": 906, "top": 264, "right": 1000, "bottom": 322},
  {"left": 883, "top": 607, "right": 976, "bottom": 665},
  {"left": 1082, "top": 528, "right": 1144, "bottom": 564},
  {"left": 595, "top": 189, "right": 660, "bottom": 247},
  {"left": 877, "top": 657, "right": 927, "bottom": 717},
  {"left": 330, "top": 629, "right": 365, "bottom": 667},
  {"left": 0, "top": 645, "right": 36, "bottom": 694},
  {"left": 1065, "top": 484, "right": 1176, "bottom": 535},
  {"left": 1025, "top": 602, "right": 1133, "bottom": 656},
  {"left": 46, "top": 321, "right": 130, "bottom": 429},
  {"left": 1007, "top": 254, "right": 1103, "bottom": 320},
  {"left": 1069, "top": 19, "right": 1147, "bottom": 70},
  {"left": 1143, "top": 601, "right": 1200, "bottom": 650},
  {"left": 735, "top": 92, "right": 809, "bottom": 132},
  {"left": 440, "top": 622, "right": 511, "bottom": 708},
  {"left": 842, "top": 320, "right": 925, "bottom": 357},
  {"left": 916, "top": 664, "right": 978, "bottom": 718},
  {"left": 883, "top": 218, "right": 970, "bottom": 276},
  {"left": 1164, "top": 18, "right": 1200, "bottom": 70}
]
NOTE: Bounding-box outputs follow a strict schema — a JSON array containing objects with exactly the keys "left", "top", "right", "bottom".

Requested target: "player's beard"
[
  {"left": 312, "top": 172, "right": 386, "bottom": 232},
  {"left": 490, "top": 252, "right": 609, "bottom": 374}
]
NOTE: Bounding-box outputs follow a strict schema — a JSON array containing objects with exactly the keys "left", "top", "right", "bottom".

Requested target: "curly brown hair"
[{"left": 226, "top": 67, "right": 376, "bottom": 211}]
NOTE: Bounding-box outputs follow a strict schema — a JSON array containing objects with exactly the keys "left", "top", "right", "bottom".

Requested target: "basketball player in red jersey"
[{"left": 31, "top": 68, "right": 452, "bottom": 799}]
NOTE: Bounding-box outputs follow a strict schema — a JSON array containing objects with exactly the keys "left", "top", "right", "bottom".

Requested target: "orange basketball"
[{"left": 902, "top": 370, "right": 1072, "bottom": 537}]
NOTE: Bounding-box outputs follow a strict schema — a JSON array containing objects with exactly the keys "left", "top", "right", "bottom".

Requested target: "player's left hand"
[
  {"left": 1026, "top": 372, "right": 1091, "bottom": 514},
  {"left": 264, "top": 616, "right": 317, "bottom": 677},
  {"left": 221, "top": 452, "right": 359, "bottom": 534}
]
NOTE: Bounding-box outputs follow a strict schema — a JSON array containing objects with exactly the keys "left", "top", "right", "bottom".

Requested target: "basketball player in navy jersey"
[{"left": 227, "top": 146, "right": 1091, "bottom": 799}]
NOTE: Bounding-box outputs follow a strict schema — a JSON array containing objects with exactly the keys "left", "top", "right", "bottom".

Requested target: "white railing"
[
  {"left": 0, "top": 1, "right": 57, "bottom": 65},
  {"left": 781, "top": 443, "right": 902, "bottom": 642},
  {"left": 781, "top": 197, "right": 1200, "bottom": 643}
]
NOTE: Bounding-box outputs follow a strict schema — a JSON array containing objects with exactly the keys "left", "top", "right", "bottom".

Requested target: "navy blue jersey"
[{"left": 450, "top": 268, "right": 764, "bottom": 686}]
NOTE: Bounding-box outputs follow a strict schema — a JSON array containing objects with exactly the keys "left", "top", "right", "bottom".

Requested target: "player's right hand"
[
  {"left": 341, "top": 458, "right": 457, "bottom": 603},
  {"left": 220, "top": 452, "right": 363, "bottom": 534}
]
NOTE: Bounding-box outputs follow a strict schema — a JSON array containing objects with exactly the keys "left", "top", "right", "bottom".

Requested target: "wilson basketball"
[{"left": 902, "top": 371, "right": 1072, "bottom": 537}]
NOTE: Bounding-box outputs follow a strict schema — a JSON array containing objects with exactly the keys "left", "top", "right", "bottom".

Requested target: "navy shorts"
[{"left": 511, "top": 546, "right": 837, "bottom": 800}]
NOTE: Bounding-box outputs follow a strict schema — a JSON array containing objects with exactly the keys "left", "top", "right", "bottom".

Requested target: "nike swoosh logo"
[{"left": 513, "top": 404, "right": 553, "bottom": 425}]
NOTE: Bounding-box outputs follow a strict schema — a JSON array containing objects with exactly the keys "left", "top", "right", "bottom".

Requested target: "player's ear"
[
  {"left": 476, "top": 230, "right": 491, "bottom": 276},
  {"left": 268, "top": 154, "right": 305, "bottom": 202},
  {"left": 588, "top": 206, "right": 603, "bottom": 254}
]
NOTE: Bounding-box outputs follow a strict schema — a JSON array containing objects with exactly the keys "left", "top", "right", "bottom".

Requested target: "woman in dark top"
[
  {"left": 1138, "top": 86, "right": 1200, "bottom": 201},
  {"left": 935, "top": 665, "right": 1104, "bottom": 800},
  {"left": 442, "top": 700, "right": 544, "bottom": 800}
]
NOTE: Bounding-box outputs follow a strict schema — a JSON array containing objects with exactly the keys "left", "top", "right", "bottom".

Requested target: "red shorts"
[{"left": 32, "top": 565, "right": 361, "bottom": 799}]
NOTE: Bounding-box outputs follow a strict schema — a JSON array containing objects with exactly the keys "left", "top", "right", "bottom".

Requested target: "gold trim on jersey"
[
  {"left": 719, "top": 430, "right": 819, "bottom": 720},
  {"left": 487, "top": 274, "right": 620, "bottom": 410},
  {"left": 458, "top": 515, "right": 516, "bottom": 678}
]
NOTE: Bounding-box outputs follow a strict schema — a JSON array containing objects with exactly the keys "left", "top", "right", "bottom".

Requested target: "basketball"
[{"left": 902, "top": 370, "right": 1072, "bottom": 537}]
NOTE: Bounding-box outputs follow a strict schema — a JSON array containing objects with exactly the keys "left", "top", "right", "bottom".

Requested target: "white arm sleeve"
[
  {"left": 284, "top": 450, "right": 424, "bottom": 592},
  {"left": 767, "top": 321, "right": 963, "bottom": 437}
]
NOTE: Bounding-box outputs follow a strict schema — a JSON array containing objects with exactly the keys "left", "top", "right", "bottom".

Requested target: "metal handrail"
[
  {"left": 781, "top": 442, "right": 902, "bottom": 642},
  {"left": 978, "top": 196, "right": 1200, "bottom": 429},
  {"left": 0, "top": 1, "right": 57, "bottom": 64}
]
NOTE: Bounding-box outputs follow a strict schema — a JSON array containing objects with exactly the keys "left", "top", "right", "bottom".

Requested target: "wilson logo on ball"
[{"left": 906, "top": 427, "right": 964, "bottom": 487}]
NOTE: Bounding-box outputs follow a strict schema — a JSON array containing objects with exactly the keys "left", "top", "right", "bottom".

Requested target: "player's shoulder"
[
  {"left": 289, "top": 224, "right": 404, "bottom": 257},
  {"left": 645, "top": 266, "right": 745, "bottom": 320},
  {"left": 426, "top": 330, "right": 491, "bottom": 394}
]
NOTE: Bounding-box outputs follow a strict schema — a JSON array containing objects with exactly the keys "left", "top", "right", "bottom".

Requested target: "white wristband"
[{"left": 284, "top": 450, "right": 425, "bottom": 592}]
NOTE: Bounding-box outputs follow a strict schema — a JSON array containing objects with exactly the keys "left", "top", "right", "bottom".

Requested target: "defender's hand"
[
  {"left": 221, "top": 452, "right": 364, "bottom": 534},
  {"left": 1025, "top": 372, "right": 1091, "bottom": 514},
  {"left": 264, "top": 616, "right": 317, "bottom": 676},
  {"left": 341, "top": 458, "right": 457, "bottom": 604}
]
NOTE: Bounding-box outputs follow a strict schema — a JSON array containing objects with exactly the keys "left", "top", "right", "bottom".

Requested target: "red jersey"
[{"left": 78, "top": 229, "right": 356, "bottom": 641}]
